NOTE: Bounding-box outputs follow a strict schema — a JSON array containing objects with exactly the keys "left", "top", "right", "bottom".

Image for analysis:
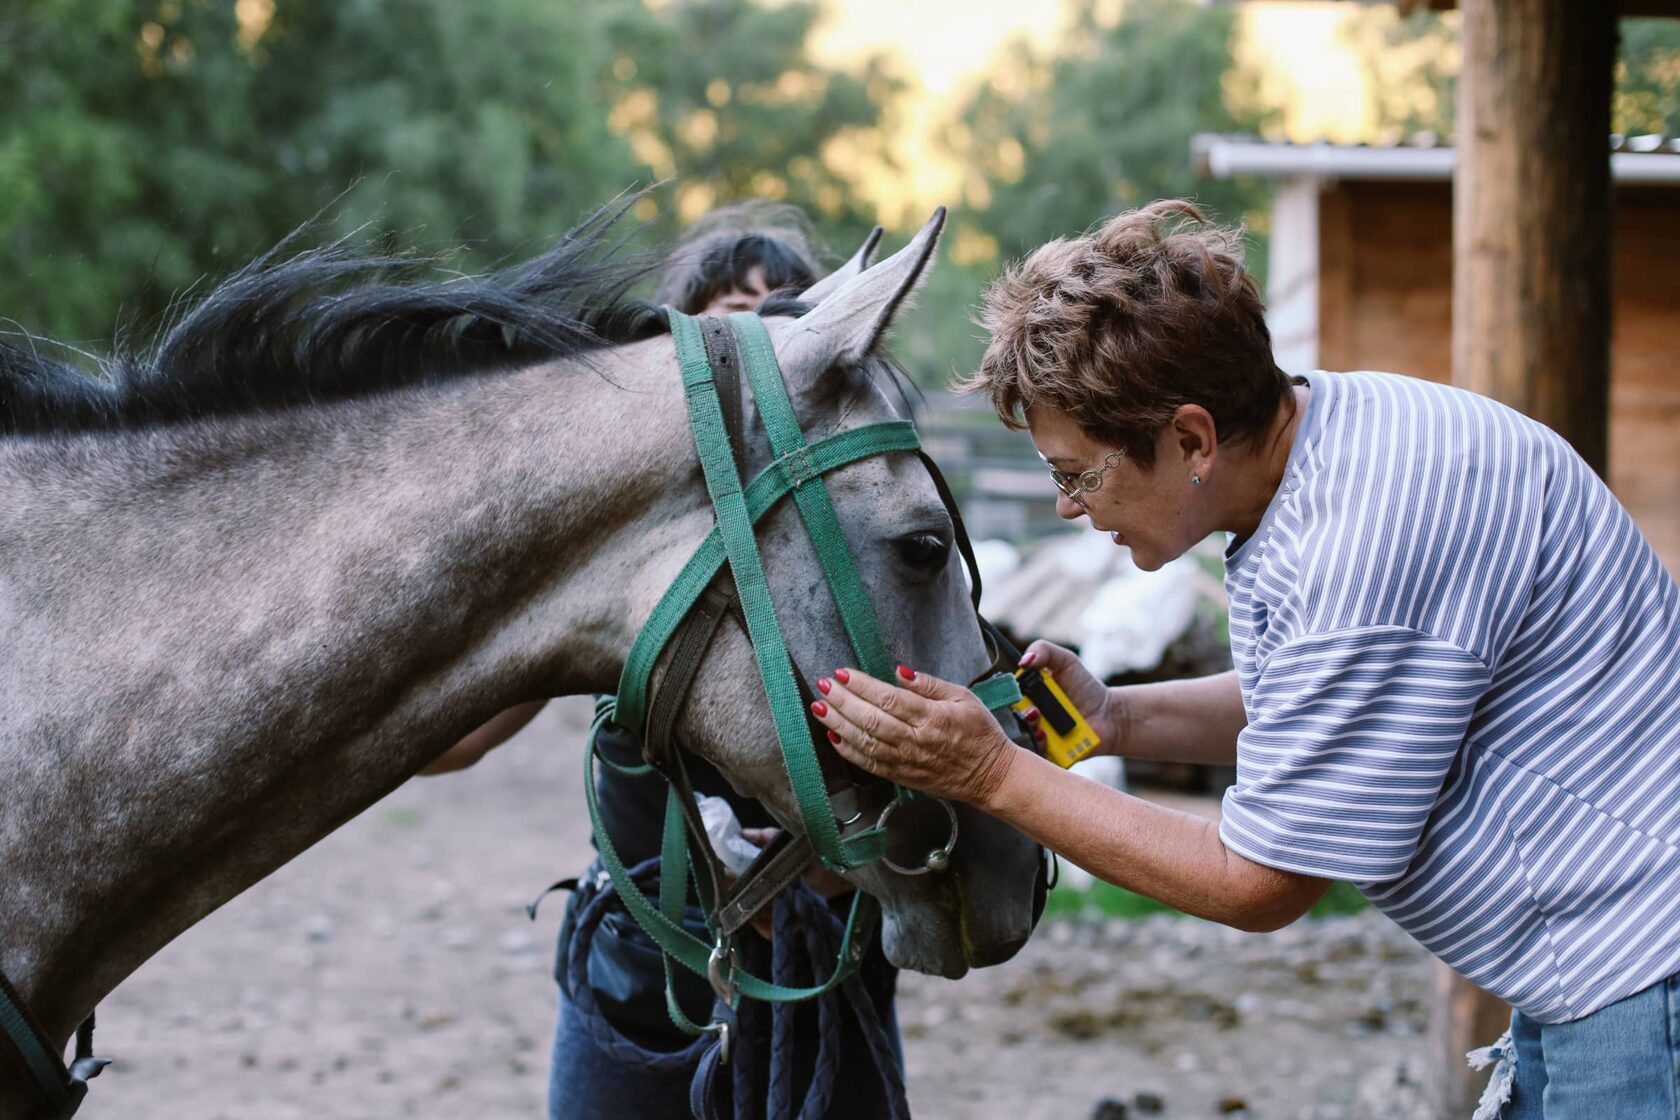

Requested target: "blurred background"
[{"left": 10, "top": 2, "right": 1680, "bottom": 1117}]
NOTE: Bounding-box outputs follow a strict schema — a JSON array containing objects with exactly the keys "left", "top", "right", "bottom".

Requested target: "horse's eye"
[{"left": 893, "top": 532, "right": 951, "bottom": 572}]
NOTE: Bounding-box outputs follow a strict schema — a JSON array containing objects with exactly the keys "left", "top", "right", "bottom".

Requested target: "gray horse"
[{"left": 0, "top": 204, "right": 1041, "bottom": 1112}]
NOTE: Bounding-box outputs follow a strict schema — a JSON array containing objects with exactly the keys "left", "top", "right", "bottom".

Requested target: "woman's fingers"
[
  {"left": 814, "top": 671, "right": 917, "bottom": 746},
  {"left": 807, "top": 665, "right": 1020, "bottom": 805}
]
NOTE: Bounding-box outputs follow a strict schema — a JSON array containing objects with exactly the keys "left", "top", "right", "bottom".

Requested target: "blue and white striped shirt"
[{"left": 1219, "top": 370, "right": 1680, "bottom": 1023}]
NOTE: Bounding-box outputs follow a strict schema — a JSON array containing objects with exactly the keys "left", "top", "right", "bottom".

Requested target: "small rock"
[
  {"left": 1091, "top": 1097, "right": 1129, "bottom": 1120},
  {"left": 1133, "top": 1091, "right": 1165, "bottom": 1114},
  {"left": 1217, "top": 1095, "right": 1249, "bottom": 1114},
  {"left": 303, "top": 914, "right": 335, "bottom": 942}
]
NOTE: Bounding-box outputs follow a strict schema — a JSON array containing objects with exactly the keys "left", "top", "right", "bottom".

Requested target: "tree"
[
  {"left": 951, "top": 0, "right": 1275, "bottom": 263},
  {"left": 0, "top": 0, "right": 904, "bottom": 346},
  {"left": 597, "top": 0, "right": 901, "bottom": 252},
  {"left": 894, "top": 0, "right": 1277, "bottom": 383},
  {"left": 1348, "top": 11, "right": 1680, "bottom": 140}
]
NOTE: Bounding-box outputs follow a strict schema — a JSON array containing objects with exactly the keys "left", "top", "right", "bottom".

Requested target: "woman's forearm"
[
  {"left": 1108, "top": 670, "right": 1245, "bottom": 766},
  {"left": 984, "top": 749, "right": 1324, "bottom": 930}
]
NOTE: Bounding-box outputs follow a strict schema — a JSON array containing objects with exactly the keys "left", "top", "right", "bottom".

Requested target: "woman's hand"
[
  {"left": 1018, "top": 640, "right": 1123, "bottom": 751},
  {"left": 809, "top": 664, "right": 1022, "bottom": 808}
]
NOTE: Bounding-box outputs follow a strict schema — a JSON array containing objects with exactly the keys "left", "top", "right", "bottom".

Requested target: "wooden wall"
[{"left": 1314, "top": 180, "right": 1680, "bottom": 575}]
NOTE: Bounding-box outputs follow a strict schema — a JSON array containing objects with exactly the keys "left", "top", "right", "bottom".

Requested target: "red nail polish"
[
  {"left": 1019, "top": 652, "right": 1037, "bottom": 668},
  {"left": 896, "top": 664, "right": 916, "bottom": 681},
  {"left": 1025, "top": 707, "right": 1041, "bottom": 722},
  {"left": 811, "top": 700, "right": 828, "bottom": 718},
  {"left": 827, "top": 729, "right": 842, "bottom": 744},
  {"left": 817, "top": 678, "right": 832, "bottom": 695},
  {"left": 835, "top": 668, "right": 851, "bottom": 684},
  {"left": 1033, "top": 729, "right": 1046, "bottom": 743}
]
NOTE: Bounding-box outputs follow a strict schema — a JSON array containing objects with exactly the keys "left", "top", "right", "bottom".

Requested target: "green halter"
[{"left": 588, "top": 308, "right": 1021, "bottom": 1014}]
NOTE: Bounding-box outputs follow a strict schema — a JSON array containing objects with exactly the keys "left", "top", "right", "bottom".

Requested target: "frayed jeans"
[{"left": 1480, "top": 968, "right": 1680, "bottom": 1119}]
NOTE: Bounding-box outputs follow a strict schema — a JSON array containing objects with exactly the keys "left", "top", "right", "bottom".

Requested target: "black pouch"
[{"left": 556, "top": 864, "right": 718, "bottom": 1049}]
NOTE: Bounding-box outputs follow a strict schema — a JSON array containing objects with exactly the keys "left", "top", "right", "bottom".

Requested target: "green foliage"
[
  {"left": 1350, "top": 11, "right": 1680, "bottom": 140},
  {"left": 1615, "top": 19, "right": 1680, "bottom": 136},
  {"left": 2, "top": 0, "right": 1278, "bottom": 382},
  {"left": 952, "top": 0, "right": 1275, "bottom": 262},
  {"left": 1342, "top": 8, "right": 1458, "bottom": 138},
  {"left": 0, "top": 0, "right": 894, "bottom": 345},
  {"left": 893, "top": 0, "right": 1278, "bottom": 385},
  {"left": 598, "top": 0, "right": 899, "bottom": 250},
  {"left": 1044, "top": 875, "right": 1368, "bottom": 924}
]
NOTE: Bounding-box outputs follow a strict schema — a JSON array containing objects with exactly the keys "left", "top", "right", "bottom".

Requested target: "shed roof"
[{"left": 1192, "top": 133, "right": 1680, "bottom": 185}]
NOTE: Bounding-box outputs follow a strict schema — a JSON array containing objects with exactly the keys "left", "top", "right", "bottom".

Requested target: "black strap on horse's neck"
[{"left": 0, "top": 967, "right": 107, "bottom": 1119}]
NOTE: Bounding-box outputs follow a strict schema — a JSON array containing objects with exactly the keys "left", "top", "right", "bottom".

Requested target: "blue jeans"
[
  {"left": 546, "top": 989, "right": 904, "bottom": 1119},
  {"left": 1504, "top": 970, "right": 1680, "bottom": 1119}
]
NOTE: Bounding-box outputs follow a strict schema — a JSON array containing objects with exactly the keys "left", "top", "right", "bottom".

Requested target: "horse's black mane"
[{"left": 0, "top": 200, "right": 677, "bottom": 434}]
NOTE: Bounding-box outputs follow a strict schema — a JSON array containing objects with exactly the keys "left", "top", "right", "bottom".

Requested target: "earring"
[{"left": 1191, "top": 474, "right": 1202, "bottom": 487}]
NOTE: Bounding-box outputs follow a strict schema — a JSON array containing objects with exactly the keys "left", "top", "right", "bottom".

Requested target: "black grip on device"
[{"left": 1016, "top": 668, "right": 1077, "bottom": 735}]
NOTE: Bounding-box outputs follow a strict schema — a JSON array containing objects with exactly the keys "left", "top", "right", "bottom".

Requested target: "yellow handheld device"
[{"left": 1012, "top": 666, "right": 1100, "bottom": 768}]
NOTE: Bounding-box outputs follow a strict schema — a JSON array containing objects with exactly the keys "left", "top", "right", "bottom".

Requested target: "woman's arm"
[
  {"left": 812, "top": 665, "right": 1325, "bottom": 931},
  {"left": 420, "top": 699, "right": 547, "bottom": 775},
  {"left": 986, "top": 748, "right": 1326, "bottom": 930}
]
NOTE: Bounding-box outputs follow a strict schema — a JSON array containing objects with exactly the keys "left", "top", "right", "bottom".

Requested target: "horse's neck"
[{"left": 0, "top": 348, "right": 699, "bottom": 1041}]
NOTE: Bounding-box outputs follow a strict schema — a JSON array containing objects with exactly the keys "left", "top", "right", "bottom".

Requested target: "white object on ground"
[
  {"left": 1077, "top": 552, "right": 1203, "bottom": 679},
  {"left": 697, "top": 793, "right": 763, "bottom": 877}
]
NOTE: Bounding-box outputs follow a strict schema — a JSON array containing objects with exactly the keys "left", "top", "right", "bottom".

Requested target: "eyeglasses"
[{"left": 1041, "top": 449, "right": 1126, "bottom": 509}]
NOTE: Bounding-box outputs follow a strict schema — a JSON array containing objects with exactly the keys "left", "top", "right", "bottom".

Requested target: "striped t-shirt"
[{"left": 1219, "top": 370, "right": 1680, "bottom": 1024}]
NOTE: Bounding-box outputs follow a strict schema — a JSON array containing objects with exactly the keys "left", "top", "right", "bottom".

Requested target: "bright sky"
[{"left": 808, "top": 0, "right": 1373, "bottom": 224}]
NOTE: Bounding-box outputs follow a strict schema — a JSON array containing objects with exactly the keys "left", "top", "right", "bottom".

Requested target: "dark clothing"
[
  {"left": 587, "top": 717, "right": 775, "bottom": 868},
  {"left": 549, "top": 718, "right": 901, "bottom": 1117}
]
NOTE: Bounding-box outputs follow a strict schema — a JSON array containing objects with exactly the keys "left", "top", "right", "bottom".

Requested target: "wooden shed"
[{"left": 1194, "top": 134, "right": 1680, "bottom": 576}]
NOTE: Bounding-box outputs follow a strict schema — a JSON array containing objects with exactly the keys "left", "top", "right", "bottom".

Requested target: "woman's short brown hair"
[{"left": 965, "top": 199, "right": 1290, "bottom": 468}]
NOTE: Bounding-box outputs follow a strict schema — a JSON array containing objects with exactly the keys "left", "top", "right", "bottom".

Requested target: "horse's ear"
[
  {"left": 776, "top": 208, "right": 944, "bottom": 384},
  {"left": 798, "top": 226, "right": 883, "bottom": 304}
]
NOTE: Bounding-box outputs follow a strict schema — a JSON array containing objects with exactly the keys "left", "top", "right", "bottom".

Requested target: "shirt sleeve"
[{"left": 1219, "top": 626, "right": 1491, "bottom": 884}]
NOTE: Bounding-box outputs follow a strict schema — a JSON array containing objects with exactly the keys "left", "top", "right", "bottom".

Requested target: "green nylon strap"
[
  {"left": 661, "top": 310, "right": 881, "bottom": 869},
  {"left": 729, "top": 313, "right": 896, "bottom": 684},
  {"left": 972, "top": 673, "right": 1023, "bottom": 711},
  {"left": 658, "top": 790, "right": 710, "bottom": 1035},
  {"left": 583, "top": 702, "right": 876, "bottom": 1003},
  {"left": 613, "top": 421, "right": 920, "bottom": 733}
]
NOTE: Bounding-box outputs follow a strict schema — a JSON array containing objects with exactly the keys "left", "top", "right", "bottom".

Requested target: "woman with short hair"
[{"left": 812, "top": 199, "right": 1680, "bottom": 1118}]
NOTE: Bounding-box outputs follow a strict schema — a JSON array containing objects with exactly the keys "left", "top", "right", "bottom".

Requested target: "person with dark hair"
[
  {"left": 811, "top": 199, "right": 1680, "bottom": 1118},
  {"left": 426, "top": 204, "right": 906, "bottom": 1119},
  {"left": 653, "top": 199, "right": 826, "bottom": 314}
]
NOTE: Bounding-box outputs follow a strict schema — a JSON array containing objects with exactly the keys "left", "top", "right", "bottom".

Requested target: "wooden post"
[
  {"left": 1440, "top": 0, "right": 1617, "bottom": 1114},
  {"left": 1452, "top": 0, "right": 1617, "bottom": 473}
]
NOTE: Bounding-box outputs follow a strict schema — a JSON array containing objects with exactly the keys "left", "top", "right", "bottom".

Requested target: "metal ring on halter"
[
  {"left": 707, "top": 939, "right": 738, "bottom": 1004},
  {"left": 876, "top": 797, "right": 960, "bottom": 876}
]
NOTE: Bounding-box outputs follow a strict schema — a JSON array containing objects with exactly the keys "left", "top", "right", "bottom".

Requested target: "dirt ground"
[{"left": 82, "top": 696, "right": 1441, "bottom": 1120}]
